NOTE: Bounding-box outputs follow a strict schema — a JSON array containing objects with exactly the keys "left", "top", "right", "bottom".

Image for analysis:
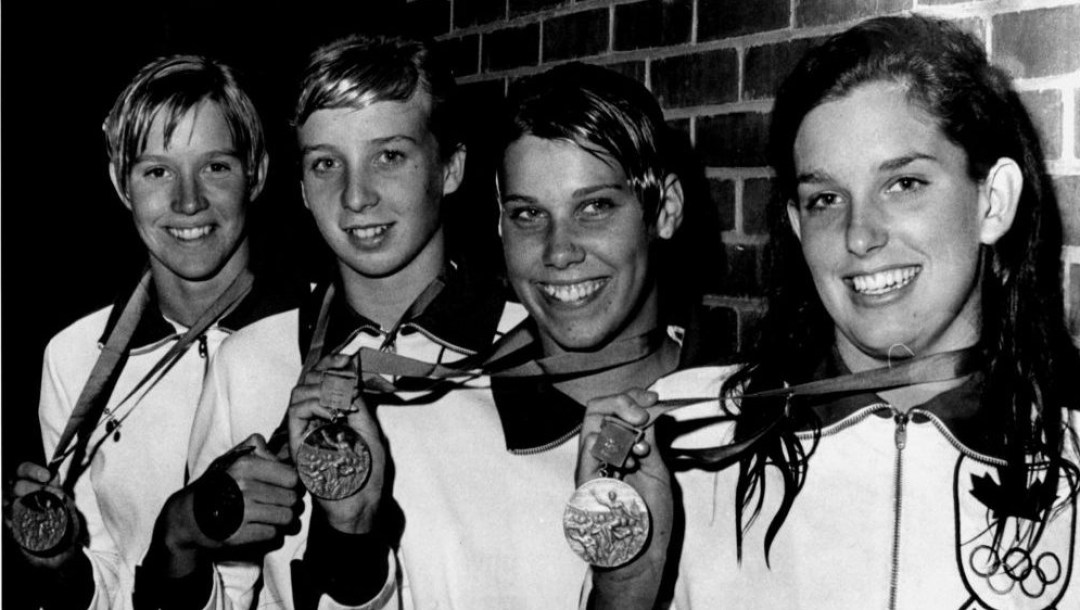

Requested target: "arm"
[
  {"left": 287, "top": 354, "right": 399, "bottom": 609},
  {"left": 136, "top": 348, "right": 302, "bottom": 610},
  {"left": 576, "top": 390, "right": 676, "bottom": 610}
]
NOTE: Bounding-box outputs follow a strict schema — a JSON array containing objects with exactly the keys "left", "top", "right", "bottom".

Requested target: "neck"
[
  {"left": 151, "top": 243, "right": 249, "bottom": 328},
  {"left": 553, "top": 336, "right": 681, "bottom": 406},
  {"left": 835, "top": 336, "right": 978, "bottom": 413},
  {"left": 338, "top": 234, "right": 445, "bottom": 330}
]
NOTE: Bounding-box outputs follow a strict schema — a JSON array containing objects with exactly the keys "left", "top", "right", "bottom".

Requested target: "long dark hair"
[{"left": 723, "top": 14, "right": 1080, "bottom": 559}]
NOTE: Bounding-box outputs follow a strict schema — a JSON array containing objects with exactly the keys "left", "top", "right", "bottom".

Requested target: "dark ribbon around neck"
[{"left": 54, "top": 268, "right": 255, "bottom": 487}]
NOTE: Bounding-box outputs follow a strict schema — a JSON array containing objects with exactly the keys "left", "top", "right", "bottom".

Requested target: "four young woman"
[{"left": 6, "top": 12, "right": 1078, "bottom": 609}]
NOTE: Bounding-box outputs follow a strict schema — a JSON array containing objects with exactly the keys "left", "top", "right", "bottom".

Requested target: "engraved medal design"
[
  {"left": 564, "top": 418, "right": 650, "bottom": 568},
  {"left": 296, "top": 369, "right": 372, "bottom": 500},
  {"left": 10, "top": 490, "right": 71, "bottom": 556}
]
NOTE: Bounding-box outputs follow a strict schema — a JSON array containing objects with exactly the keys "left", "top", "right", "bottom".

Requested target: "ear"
[
  {"left": 442, "top": 144, "right": 467, "bottom": 196},
  {"left": 977, "top": 157, "right": 1022, "bottom": 246},
  {"left": 300, "top": 180, "right": 311, "bottom": 211},
  {"left": 654, "top": 174, "right": 685, "bottom": 240},
  {"left": 109, "top": 163, "right": 133, "bottom": 210},
  {"left": 786, "top": 200, "right": 803, "bottom": 241},
  {"left": 247, "top": 153, "right": 270, "bottom": 202}
]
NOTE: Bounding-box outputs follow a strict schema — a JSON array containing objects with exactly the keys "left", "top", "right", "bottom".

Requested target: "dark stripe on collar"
[
  {"left": 99, "top": 269, "right": 308, "bottom": 350},
  {"left": 297, "top": 266, "right": 507, "bottom": 359}
]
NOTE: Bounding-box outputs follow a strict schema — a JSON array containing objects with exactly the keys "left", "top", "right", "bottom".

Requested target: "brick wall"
[{"left": 407, "top": 0, "right": 1080, "bottom": 354}]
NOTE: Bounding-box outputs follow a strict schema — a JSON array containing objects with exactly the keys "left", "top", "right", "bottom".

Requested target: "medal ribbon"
[{"left": 53, "top": 268, "right": 255, "bottom": 482}]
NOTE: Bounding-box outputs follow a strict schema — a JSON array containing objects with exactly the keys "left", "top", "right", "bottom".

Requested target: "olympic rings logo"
[{"left": 968, "top": 545, "right": 1062, "bottom": 598}]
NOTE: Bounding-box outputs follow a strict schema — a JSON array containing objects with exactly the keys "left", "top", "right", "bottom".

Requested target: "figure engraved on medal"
[
  {"left": 564, "top": 417, "right": 650, "bottom": 567},
  {"left": 10, "top": 489, "right": 71, "bottom": 556},
  {"left": 296, "top": 368, "right": 373, "bottom": 500}
]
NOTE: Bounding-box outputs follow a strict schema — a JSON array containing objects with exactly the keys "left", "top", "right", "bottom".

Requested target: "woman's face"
[
  {"left": 788, "top": 81, "right": 1010, "bottom": 369},
  {"left": 499, "top": 135, "right": 678, "bottom": 354}
]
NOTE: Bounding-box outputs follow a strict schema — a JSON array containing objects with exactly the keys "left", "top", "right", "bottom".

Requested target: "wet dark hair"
[
  {"left": 293, "top": 33, "right": 460, "bottom": 158},
  {"left": 497, "top": 62, "right": 676, "bottom": 223},
  {"left": 723, "top": 14, "right": 1080, "bottom": 559}
]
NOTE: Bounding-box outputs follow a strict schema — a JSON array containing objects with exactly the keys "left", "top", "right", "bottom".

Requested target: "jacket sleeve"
[{"left": 38, "top": 337, "right": 126, "bottom": 610}]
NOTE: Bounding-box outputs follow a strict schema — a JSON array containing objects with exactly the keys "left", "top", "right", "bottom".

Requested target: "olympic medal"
[
  {"left": 563, "top": 477, "right": 650, "bottom": 568},
  {"left": 296, "top": 421, "right": 372, "bottom": 500},
  {"left": 10, "top": 490, "right": 71, "bottom": 556}
]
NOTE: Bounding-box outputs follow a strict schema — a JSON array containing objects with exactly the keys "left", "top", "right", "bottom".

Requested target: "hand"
[
  {"left": 288, "top": 354, "right": 389, "bottom": 534},
  {"left": 155, "top": 434, "right": 301, "bottom": 570},
  {"left": 3, "top": 461, "right": 84, "bottom": 569},
  {"left": 577, "top": 389, "right": 675, "bottom": 610}
]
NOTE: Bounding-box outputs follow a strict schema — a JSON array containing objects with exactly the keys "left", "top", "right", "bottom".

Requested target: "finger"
[
  {"left": 240, "top": 479, "right": 300, "bottom": 509},
  {"left": 231, "top": 522, "right": 279, "bottom": 546},
  {"left": 231, "top": 457, "right": 300, "bottom": 490},
  {"left": 631, "top": 440, "right": 652, "bottom": 458},
  {"left": 287, "top": 400, "right": 336, "bottom": 450},
  {"left": 15, "top": 463, "right": 52, "bottom": 484},
  {"left": 244, "top": 501, "right": 300, "bottom": 528},
  {"left": 314, "top": 353, "right": 354, "bottom": 374},
  {"left": 246, "top": 434, "right": 276, "bottom": 461}
]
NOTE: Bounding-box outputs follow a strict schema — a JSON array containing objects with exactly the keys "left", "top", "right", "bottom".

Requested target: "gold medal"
[
  {"left": 564, "top": 418, "right": 651, "bottom": 567},
  {"left": 296, "top": 369, "right": 372, "bottom": 500},
  {"left": 10, "top": 490, "right": 71, "bottom": 556}
]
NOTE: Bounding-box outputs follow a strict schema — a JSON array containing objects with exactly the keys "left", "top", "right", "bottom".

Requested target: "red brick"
[
  {"left": 442, "top": 35, "right": 480, "bottom": 78},
  {"left": 742, "top": 177, "right": 773, "bottom": 235},
  {"left": 510, "top": 0, "right": 568, "bottom": 19},
  {"left": 483, "top": 24, "right": 539, "bottom": 72},
  {"left": 605, "top": 60, "right": 646, "bottom": 84},
  {"left": 796, "top": 0, "right": 910, "bottom": 28},
  {"left": 651, "top": 49, "right": 737, "bottom": 109},
  {"left": 722, "top": 243, "right": 764, "bottom": 296},
  {"left": 992, "top": 6, "right": 1080, "bottom": 79},
  {"left": 614, "top": 0, "right": 692, "bottom": 51},
  {"left": 454, "top": 0, "right": 506, "bottom": 28},
  {"left": 699, "top": 0, "right": 789, "bottom": 42},
  {"left": 709, "top": 178, "right": 736, "bottom": 232},
  {"left": 406, "top": 0, "right": 451, "bottom": 36},
  {"left": 696, "top": 112, "right": 770, "bottom": 167},
  {"left": 543, "top": 8, "right": 608, "bottom": 62},
  {"left": 1020, "top": 90, "right": 1062, "bottom": 161},
  {"left": 743, "top": 37, "right": 822, "bottom": 101},
  {"left": 1057, "top": 176, "right": 1080, "bottom": 247}
]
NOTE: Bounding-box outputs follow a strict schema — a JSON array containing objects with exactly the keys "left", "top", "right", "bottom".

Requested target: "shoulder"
[
  {"left": 43, "top": 305, "right": 114, "bottom": 363},
  {"left": 214, "top": 308, "right": 301, "bottom": 371}
]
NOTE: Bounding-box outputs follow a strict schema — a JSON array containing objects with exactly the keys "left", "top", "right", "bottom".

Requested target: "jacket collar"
[
  {"left": 297, "top": 264, "right": 507, "bottom": 360},
  {"left": 98, "top": 268, "right": 307, "bottom": 350},
  {"left": 806, "top": 347, "right": 995, "bottom": 456}
]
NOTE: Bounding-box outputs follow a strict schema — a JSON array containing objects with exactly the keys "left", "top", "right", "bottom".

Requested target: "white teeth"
[
  {"left": 168, "top": 226, "right": 212, "bottom": 240},
  {"left": 539, "top": 279, "right": 607, "bottom": 303},
  {"left": 348, "top": 225, "right": 389, "bottom": 240},
  {"left": 851, "top": 266, "right": 919, "bottom": 295}
]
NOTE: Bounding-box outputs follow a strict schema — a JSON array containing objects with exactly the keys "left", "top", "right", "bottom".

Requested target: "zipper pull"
[
  {"left": 894, "top": 412, "right": 908, "bottom": 450},
  {"left": 198, "top": 335, "right": 209, "bottom": 359}
]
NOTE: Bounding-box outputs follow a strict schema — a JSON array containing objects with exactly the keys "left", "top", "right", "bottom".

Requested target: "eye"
[
  {"left": 376, "top": 149, "right": 407, "bottom": 167},
  {"left": 579, "top": 198, "right": 617, "bottom": 218},
  {"left": 206, "top": 161, "right": 234, "bottom": 174},
  {"left": 142, "top": 166, "right": 170, "bottom": 180},
  {"left": 505, "top": 205, "right": 547, "bottom": 228},
  {"left": 802, "top": 191, "right": 842, "bottom": 211},
  {"left": 886, "top": 176, "right": 926, "bottom": 194},
  {"left": 307, "top": 157, "right": 339, "bottom": 175}
]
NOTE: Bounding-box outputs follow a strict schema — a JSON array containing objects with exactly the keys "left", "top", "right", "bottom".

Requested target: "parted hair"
[
  {"left": 723, "top": 13, "right": 1080, "bottom": 559},
  {"left": 103, "top": 54, "right": 266, "bottom": 194}
]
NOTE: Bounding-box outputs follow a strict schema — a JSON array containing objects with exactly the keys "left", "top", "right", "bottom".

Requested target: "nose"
[
  {"left": 172, "top": 172, "right": 209, "bottom": 215},
  {"left": 343, "top": 167, "right": 378, "bottom": 213},
  {"left": 542, "top": 220, "right": 586, "bottom": 269},
  {"left": 845, "top": 198, "right": 888, "bottom": 257}
]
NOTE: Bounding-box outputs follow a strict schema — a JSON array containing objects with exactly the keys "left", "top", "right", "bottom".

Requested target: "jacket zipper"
[
  {"left": 888, "top": 409, "right": 908, "bottom": 610},
  {"left": 510, "top": 423, "right": 582, "bottom": 456}
]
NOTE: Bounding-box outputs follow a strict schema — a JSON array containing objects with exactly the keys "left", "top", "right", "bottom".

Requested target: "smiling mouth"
[
  {"left": 538, "top": 279, "right": 609, "bottom": 304},
  {"left": 849, "top": 266, "right": 920, "bottom": 295},
  {"left": 168, "top": 226, "right": 213, "bottom": 241},
  {"left": 346, "top": 224, "right": 391, "bottom": 240}
]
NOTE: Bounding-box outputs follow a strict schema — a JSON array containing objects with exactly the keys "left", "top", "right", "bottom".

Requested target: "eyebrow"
[
  {"left": 299, "top": 134, "right": 420, "bottom": 157},
  {"left": 500, "top": 182, "right": 628, "bottom": 205},
  {"left": 134, "top": 149, "right": 240, "bottom": 163},
  {"left": 796, "top": 152, "right": 939, "bottom": 185}
]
